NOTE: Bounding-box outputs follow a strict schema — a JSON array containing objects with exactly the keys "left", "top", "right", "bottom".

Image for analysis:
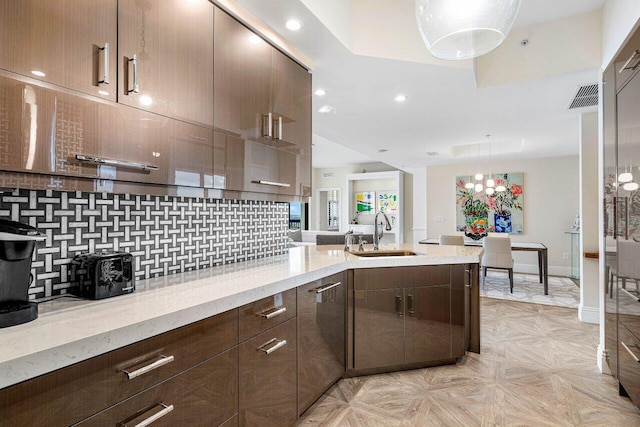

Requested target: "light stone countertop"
[{"left": 0, "top": 243, "right": 482, "bottom": 389}]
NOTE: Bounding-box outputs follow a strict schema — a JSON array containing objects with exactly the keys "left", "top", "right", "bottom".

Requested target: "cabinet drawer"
[
  {"left": 239, "top": 318, "right": 297, "bottom": 427},
  {"left": 354, "top": 265, "right": 451, "bottom": 291},
  {"left": 0, "top": 309, "right": 238, "bottom": 427},
  {"left": 75, "top": 347, "right": 238, "bottom": 427},
  {"left": 239, "top": 288, "right": 296, "bottom": 342},
  {"left": 619, "top": 323, "right": 640, "bottom": 405}
]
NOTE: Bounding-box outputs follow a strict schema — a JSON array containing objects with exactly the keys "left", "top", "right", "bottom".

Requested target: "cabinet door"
[
  {"left": 404, "top": 285, "right": 452, "bottom": 364},
  {"left": 239, "top": 318, "right": 297, "bottom": 427},
  {"left": 118, "top": 0, "right": 214, "bottom": 127},
  {"left": 271, "top": 50, "right": 311, "bottom": 153},
  {"left": 214, "top": 7, "right": 271, "bottom": 141},
  {"left": 354, "top": 288, "right": 405, "bottom": 369},
  {"left": 158, "top": 122, "right": 214, "bottom": 188},
  {"left": 450, "top": 264, "right": 467, "bottom": 358},
  {"left": 213, "top": 131, "right": 245, "bottom": 191},
  {"left": 618, "top": 324, "right": 640, "bottom": 405},
  {"left": 0, "top": 0, "right": 117, "bottom": 101},
  {"left": 76, "top": 348, "right": 238, "bottom": 427},
  {"left": 298, "top": 273, "right": 346, "bottom": 415},
  {"left": 243, "top": 140, "right": 297, "bottom": 195}
]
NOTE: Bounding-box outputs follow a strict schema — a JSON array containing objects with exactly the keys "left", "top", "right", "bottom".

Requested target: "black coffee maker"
[{"left": 0, "top": 219, "right": 45, "bottom": 327}]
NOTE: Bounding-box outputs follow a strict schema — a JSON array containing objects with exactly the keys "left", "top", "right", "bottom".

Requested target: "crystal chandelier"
[{"left": 415, "top": 0, "right": 521, "bottom": 60}]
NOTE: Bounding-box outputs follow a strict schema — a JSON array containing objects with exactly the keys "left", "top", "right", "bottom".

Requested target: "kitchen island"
[{"left": 0, "top": 243, "right": 482, "bottom": 426}]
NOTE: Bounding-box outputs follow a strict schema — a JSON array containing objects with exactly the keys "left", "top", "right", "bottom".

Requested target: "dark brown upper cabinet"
[
  {"left": 0, "top": 0, "right": 117, "bottom": 101},
  {"left": 118, "top": 0, "right": 214, "bottom": 128},
  {"left": 213, "top": 7, "right": 311, "bottom": 197}
]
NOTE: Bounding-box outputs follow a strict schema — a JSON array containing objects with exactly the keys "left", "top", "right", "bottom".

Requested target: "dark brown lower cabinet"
[
  {"left": 297, "top": 272, "right": 346, "bottom": 415},
  {"left": 353, "top": 265, "right": 461, "bottom": 372},
  {"left": 239, "top": 318, "right": 298, "bottom": 426},
  {"left": 404, "top": 285, "right": 452, "bottom": 364},
  {"left": 618, "top": 323, "right": 640, "bottom": 404},
  {"left": 75, "top": 347, "right": 238, "bottom": 426}
]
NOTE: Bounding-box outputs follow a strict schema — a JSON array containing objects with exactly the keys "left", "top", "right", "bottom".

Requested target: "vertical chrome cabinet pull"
[
  {"left": 128, "top": 54, "right": 139, "bottom": 94},
  {"left": 256, "top": 306, "right": 287, "bottom": 319},
  {"left": 620, "top": 50, "right": 640, "bottom": 72},
  {"left": 130, "top": 403, "right": 174, "bottom": 427},
  {"left": 395, "top": 295, "right": 403, "bottom": 316},
  {"left": 122, "top": 355, "right": 175, "bottom": 380},
  {"left": 274, "top": 116, "right": 283, "bottom": 140},
  {"left": 622, "top": 341, "right": 640, "bottom": 363},
  {"left": 407, "top": 294, "right": 414, "bottom": 316},
  {"left": 262, "top": 112, "right": 273, "bottom": 138},
  {"left": 257, "top": 338, "right": 287, "bottom": 355},
  {"left": 98, "top": 43, "right": 110, "bottom": 84}
]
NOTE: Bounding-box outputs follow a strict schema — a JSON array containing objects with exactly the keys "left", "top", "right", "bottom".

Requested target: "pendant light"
[
  {"left": 619, "top": 169, "right": 633, "bottom": 183},
  {"left": 486, "top": 187, "right": 495, "bottom": 195},
  {"left": 495, "top": 183, "right": 507, "bottom": 192},
  {"left": 623, "top": 182, "right": 639, "bottom": 191},
  {"left": 415, "top": 0, "right": 521, "bottom": 60}
]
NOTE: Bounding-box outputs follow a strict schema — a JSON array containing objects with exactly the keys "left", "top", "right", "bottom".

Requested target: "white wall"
[
  {"left": 311, "top": 162, "right": 396, "bottom": 230},
  {"left": 426, "top": 156, "right": 579, "bottom": 276},
  {"left": 300, "top": 0, "right": 353, "bottom": 50},
  {"left": 601, "top": 0, "right": 640, "bottom": 69},
  {"left": 579, "top": 113, "right": 600, "bottom": 324}
]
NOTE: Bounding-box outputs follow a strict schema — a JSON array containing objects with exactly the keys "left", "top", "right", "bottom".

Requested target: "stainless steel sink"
[{"left": 349, "top": 250, "right": 419, "bottom": 257}]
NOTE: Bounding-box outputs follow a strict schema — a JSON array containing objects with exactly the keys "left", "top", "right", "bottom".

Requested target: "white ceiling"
[{"left": 237, "top": 0, "right": 605, "bottom": 169}]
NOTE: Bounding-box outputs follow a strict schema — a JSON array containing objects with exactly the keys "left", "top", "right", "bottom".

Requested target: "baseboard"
[
  {"left": 514, "top": 263, "right": 570, "bottom": 277},
  {"left": 598, "top": 344, "right": 611, "bottom": 374},
  {"left": 578, "top": 304, "right": 599, "bottom": 324}
]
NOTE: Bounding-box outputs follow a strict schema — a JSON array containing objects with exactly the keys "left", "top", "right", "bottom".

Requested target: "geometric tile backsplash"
[{"left": 0, "top": 189, "right": 289, "bottom": 299}]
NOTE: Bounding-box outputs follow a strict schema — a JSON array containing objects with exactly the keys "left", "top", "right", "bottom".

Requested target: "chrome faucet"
[
  {"left": 344, "top": 229, "right": 354, "bottom": 252},
  {"left": 373, "top": 211, "right": 392, "bottom": 250}
]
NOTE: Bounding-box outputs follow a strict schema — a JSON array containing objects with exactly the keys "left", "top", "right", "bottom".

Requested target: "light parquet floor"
[{"left": 296, "top": 299, "right": 640, "bottom": 426}]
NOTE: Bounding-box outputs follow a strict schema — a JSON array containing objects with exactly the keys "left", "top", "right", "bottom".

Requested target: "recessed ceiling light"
[
  {"left": 285, "top": 19, "right": 302, "bottom": 31},
  {"left": 426, "top": 151, "right": 439, "bottom": 156},
  {"left": 248, "top": 34, "right": 261, "bottom": 44},
  {"left": 314, "top": 89, "right": 326, "bottom": 96},
  {"left": 378, "top": 149, "right": 388, "bottom": 153},
  {"left": 395, "top": 94, "right": 407, "bottom": 102},
  {"left": 31, "top": 70, "right": 45, "bottom": 77},
  {"left": 318, "top": 105, "right": 335, "bottom": 114}
]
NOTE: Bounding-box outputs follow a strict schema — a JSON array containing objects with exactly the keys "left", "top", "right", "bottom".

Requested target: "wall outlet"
[
  {"left": 434, "top": 215, "right": 444, "bottom": 222},
  {"left": 562, "top": 252, "right": 569, "bottom": 260}
]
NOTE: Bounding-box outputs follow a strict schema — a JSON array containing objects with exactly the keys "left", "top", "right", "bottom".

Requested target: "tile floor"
[{"left": 296, "top": 298, "right": 640, "bottom": 426}]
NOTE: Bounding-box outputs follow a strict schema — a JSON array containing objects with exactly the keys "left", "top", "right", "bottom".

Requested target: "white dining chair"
[
  {"left": 482, "top": 236, "right": 515, "bottom": 292},
  {"left": 439, "top": 235, "right": 464, "bottom": 246},
  {"left": 609, "top": 241, "right": 640, "bottom": 295}
]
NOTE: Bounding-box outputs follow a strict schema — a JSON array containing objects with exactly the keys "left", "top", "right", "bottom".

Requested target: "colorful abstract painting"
[
  {"left": 456, "top": 173, "right": 524, "bottom": 235},
  {"left": 378, "top": 192, "right": 398, "bottom": 213},
  {"left": 355, "top": 191, "right": 375, "bottom": 213}
]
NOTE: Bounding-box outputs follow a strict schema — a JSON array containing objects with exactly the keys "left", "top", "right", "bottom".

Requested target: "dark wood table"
[{"left": 419, "top": 238, "right": 549, "bottom": 295}]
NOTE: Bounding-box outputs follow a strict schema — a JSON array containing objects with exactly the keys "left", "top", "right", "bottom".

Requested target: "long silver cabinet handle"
[
  {"left": 252, "top": 180, "right": 291, "bottom": 188},
  {"left": 263, "top": 112, "right": 273, "bottom": 138},
  {"left": 98, "top": 43, "right": 110, "bottom": 84},
  {"left": 256, "top": 306, "right": 287, "bottom": 319},
  {"left": 622, "top": 341, "right": 640, "bottom": 363},
  {"left": 128, "top": 54, "right": 139, "bottom": 93},
  {"left": 620, "top": 50, "right": 640, "bottom": 72},
  {"left": 76, "top": 154, "right": 159, "bottom": 171},
  {"left": 257, "top": 338, "right": 287, "bottom": 355},
  {"left": 123, "top": 355, "right": 175, "bottom": 380},
  {"left": 131, "top": 403, "right": 174, "bottom": 427},
  {"left": 314, "top": 281, "right": 342, "bottom": 294}
]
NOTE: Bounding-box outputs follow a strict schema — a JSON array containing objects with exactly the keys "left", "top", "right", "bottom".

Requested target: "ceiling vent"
[{"left": 567, "top": 84, "right": 598, "bottom": 110}]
